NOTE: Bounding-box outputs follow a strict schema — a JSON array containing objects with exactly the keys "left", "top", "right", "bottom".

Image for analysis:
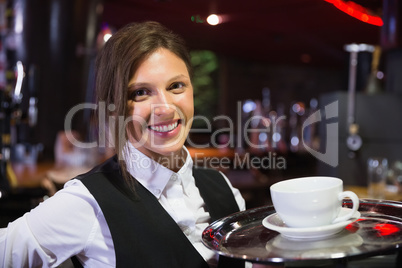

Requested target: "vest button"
[
  {"left": 182, "top": 227, "right": 192, "bottom": 236},
  {"left": 153, "top": 189, "right": 161, "bottom": 195}
]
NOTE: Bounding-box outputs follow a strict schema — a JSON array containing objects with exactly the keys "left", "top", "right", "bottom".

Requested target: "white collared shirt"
[{"left": 0, "top": 145, "right": 246, "bottom": 267}]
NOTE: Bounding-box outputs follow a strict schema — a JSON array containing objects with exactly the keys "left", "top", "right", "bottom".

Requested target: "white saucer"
[{"left": 262, "top": 208, "right": 361, "bottom": 240}]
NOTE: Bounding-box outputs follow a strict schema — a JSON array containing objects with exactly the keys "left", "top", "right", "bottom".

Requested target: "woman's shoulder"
[{"left": 76, "top": 155, "right": 120, "bottom": 178}]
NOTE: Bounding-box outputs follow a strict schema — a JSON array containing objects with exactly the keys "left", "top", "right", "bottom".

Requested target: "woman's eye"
[
  {"left": 130, "top": 89, "right": 148, "bottom": 101},
  {"left": 169, "top": 82, "right": 185, "bottom": 92}
]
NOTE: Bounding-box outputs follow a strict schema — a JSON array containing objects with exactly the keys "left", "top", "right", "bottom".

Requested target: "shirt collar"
[
  {"left": 178, "top": 146, "right": 193, "bottom": 192},
  {"left": 122, "top": 142, "right": 193, "bottom": 199}
]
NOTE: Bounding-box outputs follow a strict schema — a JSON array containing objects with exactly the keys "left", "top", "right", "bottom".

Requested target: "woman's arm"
[{"left": 0, "top": 180, "right": 101, "bottom": 267}]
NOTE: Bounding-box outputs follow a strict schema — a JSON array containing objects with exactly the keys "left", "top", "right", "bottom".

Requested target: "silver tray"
[{"left": 202, "top": 199, "right": 402, "bottom": 265}]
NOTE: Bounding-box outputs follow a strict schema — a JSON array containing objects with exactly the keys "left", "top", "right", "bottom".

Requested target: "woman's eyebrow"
[
  {"left": 127, "top": 82, "right": 151, "bottom": 90},
  {"left": 128, "top": 74, "right": 189, "bottom": 89},
  {"left": 168, "top": 74, "right": 189, "bottom": 82},
  {"left": 128, "top": 74, "right": 190, "bottom": 90}
]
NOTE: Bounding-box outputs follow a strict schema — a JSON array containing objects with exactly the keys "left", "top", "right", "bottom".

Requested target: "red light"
[
  {"left": 324, "top": 0, "right": 383, "bottom": 26},
  {"left": 374, "top": 223, "right": 400, "bottom": 236},
  {"left": 345, "top": 218, "right": 364, "bottom": 232}
]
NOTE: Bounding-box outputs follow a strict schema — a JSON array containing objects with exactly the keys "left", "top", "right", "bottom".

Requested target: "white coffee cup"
[{"left": 270, "top": 176, "right": 359, "bottom": 228}]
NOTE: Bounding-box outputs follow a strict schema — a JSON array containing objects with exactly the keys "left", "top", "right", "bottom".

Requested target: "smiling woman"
[
  {"left": 125, "top": 48, "right": 194, "bottom": 170},
  {"left": 95, "top": 21, "right": 196, "bottom": 179},
  {"left": 0, "top": 21, "right": 248, "bottom": 268}
]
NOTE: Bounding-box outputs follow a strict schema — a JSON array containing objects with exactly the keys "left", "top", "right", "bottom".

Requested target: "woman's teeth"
[{"left": 149, "top": 121, "right": 178, "bottom": 132}]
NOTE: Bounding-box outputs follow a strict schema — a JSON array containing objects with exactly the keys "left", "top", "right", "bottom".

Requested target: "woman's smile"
[{"left": 148, "top": 119, "right": 180, "bottom": 134}]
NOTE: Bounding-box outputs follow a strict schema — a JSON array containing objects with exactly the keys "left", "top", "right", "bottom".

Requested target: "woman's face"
[{"left": 126, "top": 48, "right": 194, "bottom": 160}]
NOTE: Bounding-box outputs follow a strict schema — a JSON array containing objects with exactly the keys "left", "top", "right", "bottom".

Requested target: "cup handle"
[{"left": 332, "top": 191, "right": 360, "bottom": 224}]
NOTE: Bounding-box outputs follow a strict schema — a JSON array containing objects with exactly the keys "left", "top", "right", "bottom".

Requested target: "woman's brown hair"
[{"left": 95, "top": 21, "right": 192, "bottom": 189}]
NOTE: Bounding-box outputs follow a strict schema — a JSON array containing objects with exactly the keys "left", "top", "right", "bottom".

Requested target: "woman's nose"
[{"left": 152, "top": 91, "right": 175, "bottom": 116}]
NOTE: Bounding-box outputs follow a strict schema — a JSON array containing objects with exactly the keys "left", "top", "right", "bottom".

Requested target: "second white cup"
[{"left": 270, "top": 176, "right": 359, "bottom": 228}]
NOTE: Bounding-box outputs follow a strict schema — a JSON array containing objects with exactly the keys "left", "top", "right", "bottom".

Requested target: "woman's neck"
[
  {"left": 155, "top": 148, "right": 186, "bottom": 172},
  {"left": 125, "top": 140, "right": 187, "bottom": 172}
]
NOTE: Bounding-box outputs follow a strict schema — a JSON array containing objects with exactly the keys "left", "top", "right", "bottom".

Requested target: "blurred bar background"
[{"left": 1, "top": 0, "right": 402, "bottom": 220}]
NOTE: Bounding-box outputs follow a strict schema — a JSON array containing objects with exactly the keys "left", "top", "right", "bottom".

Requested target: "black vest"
[{"left": 73, "top": 156, "right": 245, "bottom": 268}]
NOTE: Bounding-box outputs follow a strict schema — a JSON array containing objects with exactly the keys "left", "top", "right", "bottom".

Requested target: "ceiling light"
[
  {"left": 103, "top": 33, "right": 112, "bottom": 42},
  {"left": 207, "top": 14, "right": 221, "bottom": 26},
  {"left": 324, "top": 0, "right": 383, "bottom": 26}
]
